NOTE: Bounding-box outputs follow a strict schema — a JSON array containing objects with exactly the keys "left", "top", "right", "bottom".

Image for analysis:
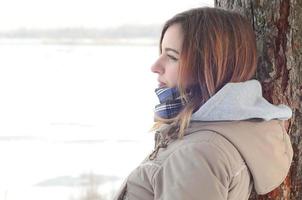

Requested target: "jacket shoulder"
[
  {"left": 154, "top": 129, "right": 246, "bottom": 174},
  {"left": 151, "top": 130, "right": 252, "bottom": 200},
  {"left": 151, "top": 132, "right": 241, "bottom": 199}
]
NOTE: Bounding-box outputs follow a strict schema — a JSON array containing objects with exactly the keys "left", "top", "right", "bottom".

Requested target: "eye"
[{"left": 167, "top": 54, "right": 178, "bottom": 61}]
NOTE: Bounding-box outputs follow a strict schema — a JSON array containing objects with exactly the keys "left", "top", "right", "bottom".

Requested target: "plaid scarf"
[{"left": 154, "top": 87, "right": 185, "bottom": 119}]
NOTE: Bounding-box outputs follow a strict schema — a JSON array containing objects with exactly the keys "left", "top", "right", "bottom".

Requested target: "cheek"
[{"left": 166, "top": 65, "right": 179, "bottom": 87}]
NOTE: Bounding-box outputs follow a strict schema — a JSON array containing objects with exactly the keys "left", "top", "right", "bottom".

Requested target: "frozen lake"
[{"left": 0, "top": 41, "right": 158, "bottom": 200}]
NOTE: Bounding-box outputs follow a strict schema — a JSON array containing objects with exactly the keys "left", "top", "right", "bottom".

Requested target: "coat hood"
[
  {"left": 189, "top": 79, "right": 293, "bottom": 194},
  {"left": 191, "top": 79, "right": 292, "bottom": 121}
]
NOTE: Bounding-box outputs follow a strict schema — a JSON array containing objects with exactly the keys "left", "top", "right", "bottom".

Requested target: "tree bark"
[{"left": 215, "top": 0, "right": 302, "bottom": 199}]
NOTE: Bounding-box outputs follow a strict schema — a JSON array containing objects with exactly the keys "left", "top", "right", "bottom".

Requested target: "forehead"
[{"left": 161, "top": 23, "right": 184, "bottom": 52}]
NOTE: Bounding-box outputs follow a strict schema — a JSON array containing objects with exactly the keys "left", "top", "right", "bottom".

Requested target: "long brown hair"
[{"left": 154, "top": 7, "right": 257, "bottom": 137}]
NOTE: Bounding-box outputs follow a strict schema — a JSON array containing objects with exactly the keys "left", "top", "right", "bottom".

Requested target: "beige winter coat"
[
  {"left": 114, "top": 80, "right": 293, "bottom": 200},
  {"left": 114, "top": 120, "right": 292, "bottom": 200}
]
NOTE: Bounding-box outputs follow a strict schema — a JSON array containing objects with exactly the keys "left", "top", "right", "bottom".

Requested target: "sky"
[{"left": 0, "top": 0, "right": 214, "bottom": 31}]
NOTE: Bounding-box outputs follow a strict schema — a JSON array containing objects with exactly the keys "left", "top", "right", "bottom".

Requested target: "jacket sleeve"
[{"left": 152, "top": 142, "right": 231, "bottom": 200}]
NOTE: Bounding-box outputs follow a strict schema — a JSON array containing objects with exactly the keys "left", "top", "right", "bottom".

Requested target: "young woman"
[{"left": 114, "top": 7, "right": 293, "bottom": 200}]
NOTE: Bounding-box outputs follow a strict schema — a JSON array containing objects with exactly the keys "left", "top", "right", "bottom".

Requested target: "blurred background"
[{"left": 0, "top": 0, "right": 213, "bottom": 199}]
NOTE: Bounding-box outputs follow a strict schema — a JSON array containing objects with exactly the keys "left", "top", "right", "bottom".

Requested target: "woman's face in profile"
[{"left": 151, "top": 23, "right": 184, "bottom": 88}]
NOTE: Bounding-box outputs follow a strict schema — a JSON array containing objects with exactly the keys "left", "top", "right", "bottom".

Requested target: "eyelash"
[{"left": 167, "top": 54, "right": 178, "bottom": 61}]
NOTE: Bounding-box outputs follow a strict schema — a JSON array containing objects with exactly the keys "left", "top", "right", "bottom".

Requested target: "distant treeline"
[{"left": 0, "top": 24, "right": 162, "bottom": 39}]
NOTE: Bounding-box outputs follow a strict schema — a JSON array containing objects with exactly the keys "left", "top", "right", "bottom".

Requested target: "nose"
[{"left": 151, "top": 57, "right": 164, "bottom": 74}]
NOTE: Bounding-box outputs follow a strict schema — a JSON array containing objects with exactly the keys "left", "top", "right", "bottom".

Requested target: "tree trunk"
[{"left": 215, "top": 0, "right": 302, "bottom": 199}]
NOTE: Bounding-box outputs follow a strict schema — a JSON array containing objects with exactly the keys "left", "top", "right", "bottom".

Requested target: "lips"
[
  {"left": 157, "top": 79, "right": 166, "bottom": 87},
  {"left": 158, "top": 81, "right": 167, "bottom": 88},
  {"left": 159, "top": 82, "right": 166, "bottom": 87}
]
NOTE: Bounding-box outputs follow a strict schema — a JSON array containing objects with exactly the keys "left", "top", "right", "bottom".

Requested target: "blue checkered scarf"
[{"left": 154, "top": 87, "right": 185, "bottom": 119}]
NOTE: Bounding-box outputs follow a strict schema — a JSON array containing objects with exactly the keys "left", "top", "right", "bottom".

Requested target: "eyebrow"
[{"left": 164, "top": 47, "right": 180, "bottom": 55}]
